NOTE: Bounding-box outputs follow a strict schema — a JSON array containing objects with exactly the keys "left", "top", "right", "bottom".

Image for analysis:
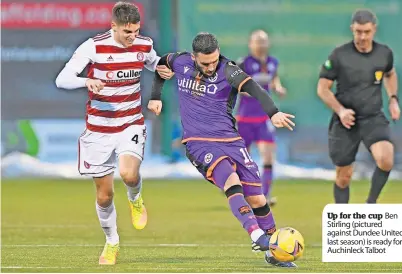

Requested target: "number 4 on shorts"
[{"left": 132, "top": 134, "right": 139, "bottom": 144}]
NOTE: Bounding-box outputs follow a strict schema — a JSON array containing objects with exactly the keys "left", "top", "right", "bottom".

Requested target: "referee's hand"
[
  {"left": 389, "top": 99, "right": 400, "bottom": 121},
  {"left": 339, "top": 108, "right": 356, "bottom": 129}
]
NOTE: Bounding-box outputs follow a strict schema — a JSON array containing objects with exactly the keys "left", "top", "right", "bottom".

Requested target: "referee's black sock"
[
  {"left": 334, "top": 184, "right": 349, "bottom": 203},
  {"left": 367, "top": 167, "right": 390, "bottom": 204}
]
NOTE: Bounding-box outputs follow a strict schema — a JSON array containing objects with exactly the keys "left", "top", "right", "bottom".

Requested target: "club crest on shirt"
[
  {"left": 374, "top": 70, "right": 383, "bottom": 84},
  {"left": 137, "top": 52, "right": 144, "bottom": 61},
  {"left": 208, "top": 73, "right": 218, "bottom": 82},
  {"left": 267, "top": 62, "right": 276, "bottom": 71}
]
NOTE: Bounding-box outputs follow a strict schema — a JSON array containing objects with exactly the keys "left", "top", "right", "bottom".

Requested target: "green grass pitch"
[{"left": 2, "top": 178, "right": 402, "bottom": 272}]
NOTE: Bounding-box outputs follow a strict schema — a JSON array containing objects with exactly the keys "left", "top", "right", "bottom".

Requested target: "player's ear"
[
  {"left": 111, "top": 21, "right": 117, "bottom": 32},
  {"left": 191, "top": 53, "right": 196, "bottom": 61}
]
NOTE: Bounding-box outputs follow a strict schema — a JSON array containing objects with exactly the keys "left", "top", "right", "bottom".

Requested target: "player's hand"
[
  {"left": 389, "top": 99, "right": 400, "bottom": 121},
  {"left": 271, "top": 112, "right": 296, "bottom": 131},
  {"left": 338, "top": 108, "right": 355, "bottom": 129},
  {"left": 86, "top": 79, "right": 105, "bottom": 94},
  {"left": 156, "top": 65, "right": 174, "bottom": 80},
  {"left": 274, "top": 85, "right": 287, "bottom": 97},
  {"left": 148, "top": 100, "right": 163, "bottom": 116}
]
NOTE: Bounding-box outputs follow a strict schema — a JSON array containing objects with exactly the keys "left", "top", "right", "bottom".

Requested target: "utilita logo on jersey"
[
  {"left": 106, "top": 70, "right": 141, "bottom": 80},
  {"left": 177, "top": 78, "right": 217, "bottom": 97}
]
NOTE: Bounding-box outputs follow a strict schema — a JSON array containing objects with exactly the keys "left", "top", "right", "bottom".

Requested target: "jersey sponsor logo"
[
  {"left": 204, "top": 153, "right": 213, "bottom": 164},
  {"left": 177, "top": 78, "right": 218, "bottom": 96},
  {"left": 324, "top": 60, "right": 332, "bottom": 70},
  {"left": 104, "top": 70, "right": 141, "bottom": 82},
  {"left": 106, "top": 71, "right": 114, "bottom": 79},
  {"left": 374, "top": 70, "right": 383, "bottom": 84},
  {"left": 112, "top": 70, "right": 142, "bottom": 79}
]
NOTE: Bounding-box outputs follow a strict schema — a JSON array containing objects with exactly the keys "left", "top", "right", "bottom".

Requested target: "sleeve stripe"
[
  {"left": 238, "top": 77, "right": 252, "bottom": 92},
  {"left": 166, "top": 53, "right": 173, "bottom": 70}
]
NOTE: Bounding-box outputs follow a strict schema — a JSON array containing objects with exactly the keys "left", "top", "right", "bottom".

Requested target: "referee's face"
[{"left": 351, "top": 22, "right": 376, "bottom": 52}]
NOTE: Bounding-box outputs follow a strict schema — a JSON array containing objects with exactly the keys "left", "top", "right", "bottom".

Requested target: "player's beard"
[{"left": 195, "top": 61, "right": 216, "bottom": 78}]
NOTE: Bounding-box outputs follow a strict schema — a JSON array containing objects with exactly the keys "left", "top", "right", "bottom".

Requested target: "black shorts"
[{"left": 328, "top": 113, "right": 392, "bottom": 166}]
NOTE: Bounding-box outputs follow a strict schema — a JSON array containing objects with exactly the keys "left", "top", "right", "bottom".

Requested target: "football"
[{"left": 269, "top": 227, "right": 305, "bottom": 262}]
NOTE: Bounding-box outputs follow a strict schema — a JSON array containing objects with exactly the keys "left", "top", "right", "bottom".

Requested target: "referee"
[{"left": 317, "top": 9, "right": 400, "bottom": 204}]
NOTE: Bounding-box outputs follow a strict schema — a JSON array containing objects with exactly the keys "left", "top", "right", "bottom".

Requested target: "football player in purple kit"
[
  {"left": 236, "top": 30, "right": 287, "bottom": 206},
  {"left": 148, "top": 33, "right": 296, "bottom": 267}
]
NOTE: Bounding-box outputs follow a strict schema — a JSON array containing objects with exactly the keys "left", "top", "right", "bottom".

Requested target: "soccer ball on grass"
[{"left": 269, "top": 227, "right": 305, "bottom": 262}]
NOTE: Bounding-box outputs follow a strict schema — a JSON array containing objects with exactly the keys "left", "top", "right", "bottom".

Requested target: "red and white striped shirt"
[{"left": 55, "top": 29, "right": 160, "bottom": 133}]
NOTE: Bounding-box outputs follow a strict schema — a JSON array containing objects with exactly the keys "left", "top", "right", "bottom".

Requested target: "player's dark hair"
[
  {"left": 192, "top": 32, "right": 219, "bottom": 55},
  {"left": 112, "top": 1, "right": 141, "bottom": 25},
  {"left": 351, "top": 9, "right": 377, "bottom": 24}
]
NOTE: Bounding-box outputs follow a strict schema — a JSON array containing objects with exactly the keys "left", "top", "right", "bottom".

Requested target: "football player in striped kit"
[{"left": 55, "top": 1, "right": 174, "bottom": 265}]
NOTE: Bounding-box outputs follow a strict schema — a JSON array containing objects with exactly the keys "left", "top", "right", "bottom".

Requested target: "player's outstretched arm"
[
  {"left": 242, "top": 78, "right": 295, "bottom": 130},
  {"left": 271, "top": 74, "right": 287, "bottom": 97},
  {"left": 225, "top": 61, "right": 295, "bottom": 130}
]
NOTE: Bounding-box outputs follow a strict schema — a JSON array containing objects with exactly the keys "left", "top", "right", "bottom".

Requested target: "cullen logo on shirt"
[{"left": 106, "top": 70, "right": 141, "bottom": 79}]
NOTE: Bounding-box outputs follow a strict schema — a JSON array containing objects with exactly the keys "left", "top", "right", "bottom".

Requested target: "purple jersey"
[
  {"left": 167, "top": 52, "right": 251, "bottom": 143},
  {"left": 236, "top": 55, "right": 279, "bottom": 122}
]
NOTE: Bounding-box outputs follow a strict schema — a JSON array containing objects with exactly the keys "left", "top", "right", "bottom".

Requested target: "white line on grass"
[
  {"left": 2, "top": 266, "right": 401, "bottom": 271},
  {"left": 2, "top": 224, "right": 95, "bottom": 228},
  {"left": 2, "top": 243, "right": 322, "bottom": 248},
  {"left": 1, "top": 266, "right": 76, "bottom": 269}
]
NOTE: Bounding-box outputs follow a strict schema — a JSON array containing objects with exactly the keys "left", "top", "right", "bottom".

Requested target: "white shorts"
[{"left": 78, "top": 125, "right": 146, "bottom": 177}]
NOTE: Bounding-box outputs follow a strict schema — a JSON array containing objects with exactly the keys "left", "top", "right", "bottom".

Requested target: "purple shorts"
[
  {"left": 185, "top": 139, "right": 262, "bottom": 196},
  {"left": 237, "top": 120, "right": 275, "bottom": 148}
]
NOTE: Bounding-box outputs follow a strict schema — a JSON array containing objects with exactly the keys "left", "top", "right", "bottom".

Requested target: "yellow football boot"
[
  {"left": 129, "top": 194, "right": 148, "bottom": 230},
  {"left": 99, "top": 242, "right": 119, "bottom": 265}
]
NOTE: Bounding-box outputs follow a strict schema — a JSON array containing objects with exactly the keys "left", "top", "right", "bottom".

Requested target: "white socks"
[
  {"left": 250, "top": 228, "right": 265, "bottom": 242},
  {"left": 96, "top": 202, "right": 119, "bottom": 245},
  {"left": 126, "top": 176, "right": 142, "bottom": 201}
]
